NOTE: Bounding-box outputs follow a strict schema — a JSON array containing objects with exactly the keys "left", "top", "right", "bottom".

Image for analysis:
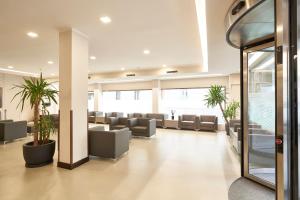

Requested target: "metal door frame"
[{"left": 242, "top": 40, "right": 276, "bottom": 190}]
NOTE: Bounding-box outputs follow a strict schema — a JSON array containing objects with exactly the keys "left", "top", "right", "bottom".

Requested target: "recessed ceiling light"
[
  {"left": 51, "top": 73, "right": 55, "bottom": 76},
  {"left": 121, "top": 67, "right": 125, "bottom": 71},
  {"left": 100, "top": 16, "right": 112, "bottom": 24},
  {"left": 143, "top": 49, "right": 150, "bottom": 55},
  {"left": 47, "top": 61, "right": 54, "bottom": 65},
  {"left": 7, "top": 66, "right": 14, "bottom": 69},
  {"left": 27, "top": 32, "right": 39, "bottom": 38},
  {"left": 90, "top": 56, "right": 96, "bottom": 60},
  {"left": 162, "top": 64, "right": 167, "bottom": 68}
]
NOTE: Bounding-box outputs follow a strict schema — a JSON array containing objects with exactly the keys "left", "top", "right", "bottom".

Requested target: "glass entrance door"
[{"left": 243, "top": 42, "right": 276, "bottom": 189}]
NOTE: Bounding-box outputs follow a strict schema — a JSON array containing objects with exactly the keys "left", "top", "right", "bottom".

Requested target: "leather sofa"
[
  {"left": 199, "top": 115, "right": 218, "bottom": 132},
  {"left": 88, "top": 111, "right": 103, "bottom": 123},
  {"left": 105, "top": 112, "right": 124, "bottom": 123},
  {"left": 128, "top": 118, "right": 156, "bottom": 137},
  {"left": 0, "top": 120, "right": 27, "bottom": 143},
  {"left": 109, "top": 117, "right": 130, "bottom": 130},
  {"left": 145, "top": 113, "right": 168, "bottom": 128},
  {"left": 128, "top": 113, "right": 145, "bottom": 118},
  {"left": 88, "top": 126, "right": 131, "bottom": 159},
  {"left": 178, "top": 115, "right": 199, "bottom": 130}
]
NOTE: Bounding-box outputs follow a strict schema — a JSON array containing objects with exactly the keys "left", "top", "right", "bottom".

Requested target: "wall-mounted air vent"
[
  {"left": 126, "top": 73, "right": 136, "bottom": 77},
  {"left": 166, "top": 70, "right": 178, "bottom": 74}
]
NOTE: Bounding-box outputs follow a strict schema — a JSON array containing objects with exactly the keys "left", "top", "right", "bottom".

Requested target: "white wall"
[{"left": 0, "top": 73, "right": 34, "bottom": 121}]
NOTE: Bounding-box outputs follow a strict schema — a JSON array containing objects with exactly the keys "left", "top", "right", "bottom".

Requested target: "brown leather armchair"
[
  {"left": 178, "top": 115, "right": 199, "bottom": 130},
  {"left": 109, "top": 117, "right": 130, "bottom": 130},
  {"left": 199, "top": 115, "right": 218, "bottom": 132},
  {"left": 128, "top": 118, "right": 156, "bottom": 137},
  {"left": 145, "top": 113, "right": 168, "bottom": 128}
]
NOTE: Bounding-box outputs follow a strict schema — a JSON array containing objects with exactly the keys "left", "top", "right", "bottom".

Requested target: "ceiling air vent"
[
  {"left": 126, "top": 73, "right": 136, "bottom": 77},
  {"left": 166, "top": 70, "right": 178, "bottom": 74}
]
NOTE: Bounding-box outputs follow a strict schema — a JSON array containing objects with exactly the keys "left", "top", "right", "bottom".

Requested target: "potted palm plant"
[
  {"left": 204, "top": 85, "right": 240, "bottom": 135},
  {"left": 12, "top": 74, "right": 58, "bottom": 167}
]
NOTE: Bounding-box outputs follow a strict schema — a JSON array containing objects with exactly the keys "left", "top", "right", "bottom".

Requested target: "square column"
[
  {"left": 152, "top": 80, "right": 161, "bottom": 113},
  {"left": 58, "top": 29, "right": 89, "bottom": 169}
]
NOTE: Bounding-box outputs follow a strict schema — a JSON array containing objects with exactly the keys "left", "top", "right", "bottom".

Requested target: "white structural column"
[
  {"left": 94, "top": 83, "right": 103, "bottom": 111},
  {"left": 58, "top": 29, "right": 89, "bottom": 169},
  {"left": 152, "top": 80, "right": 161, "bottom": 113}
]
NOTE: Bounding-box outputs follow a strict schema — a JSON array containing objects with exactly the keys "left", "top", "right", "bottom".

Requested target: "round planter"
[{"left": 23, "top": 140, "right": 56, "bottom": 168}]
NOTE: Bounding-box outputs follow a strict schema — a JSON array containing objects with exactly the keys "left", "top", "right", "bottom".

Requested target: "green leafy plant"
[
  {"left": 224, "top": 101, "right": 240, "bottom": 120},
  {"left": 11, "top": 74, "right": 58, "bottom": 146},
  {"left": 204, "top": 85, "right": 228, "bottom": 124}
]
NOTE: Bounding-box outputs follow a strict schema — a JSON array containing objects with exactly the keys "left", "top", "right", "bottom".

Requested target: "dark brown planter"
[
  {"left": 225, "top": 123, "right": 230, "bottom": 135},
  {"left": 23, "top": 140, "right": 55, "bottom": 168}
]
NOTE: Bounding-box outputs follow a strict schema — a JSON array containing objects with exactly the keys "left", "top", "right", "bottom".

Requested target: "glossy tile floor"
[{"left": 0, "top": 126, "right": 240, "bottom": 200}]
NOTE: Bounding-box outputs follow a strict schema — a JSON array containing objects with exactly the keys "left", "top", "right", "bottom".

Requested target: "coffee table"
[{"left": 164, "top": 119, "right": 179, "bottom": 129}]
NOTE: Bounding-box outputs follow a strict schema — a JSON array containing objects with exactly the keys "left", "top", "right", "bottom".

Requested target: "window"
[
  {"left": 160, "top": 88, "right": 225, "bottom": 123},
  {"left": 102, "top": 90, "right": 152, "bottom": 115}
]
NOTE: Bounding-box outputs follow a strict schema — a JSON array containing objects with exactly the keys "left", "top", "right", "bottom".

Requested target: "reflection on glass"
[
  {"left": 88, "top": 92, "right": 95, "bottom": 111},
  {"left": 247, "top": 46, "right": 276, "bottom": 185}
]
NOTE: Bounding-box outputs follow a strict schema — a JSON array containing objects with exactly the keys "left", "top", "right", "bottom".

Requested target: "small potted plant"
[{"left": 12, "top": 74, "right": 58, "bottom": 167}]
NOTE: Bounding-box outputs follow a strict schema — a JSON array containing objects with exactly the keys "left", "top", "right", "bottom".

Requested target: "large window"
[
  {"left": 160, "top": 88, "right": 225, "bottom": 123},
  {"left": 102, "top": 90, "right": 152, "bottom": 115}
]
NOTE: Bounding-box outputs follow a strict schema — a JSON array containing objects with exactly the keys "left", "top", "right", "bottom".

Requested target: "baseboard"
[{"left": 57, "top": 157, "right": 89, "bottom": 170}]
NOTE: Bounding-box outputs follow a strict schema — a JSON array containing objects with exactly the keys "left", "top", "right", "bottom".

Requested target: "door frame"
[{"left": 242, "top": 40, "right": 276, "bottom": 190}]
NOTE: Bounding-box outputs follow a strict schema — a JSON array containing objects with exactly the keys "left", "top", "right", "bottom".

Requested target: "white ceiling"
[{"left": 0, "top": 0, "right": 239, "bottom": 77}]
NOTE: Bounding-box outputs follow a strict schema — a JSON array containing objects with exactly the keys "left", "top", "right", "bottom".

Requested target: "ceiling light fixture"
[
  {"left": 51, "top": 73, "right": 55, "bottom": 76},
  {"left": 100, "top": 16, "right": 112, "bottom": 24},
  {"left": 90, "top": 56, "right": 96, "bottom": 60},
  {"left": 143, "top": 49, "right": 150, "bottom": 55},
  {"left": 7, "top": 66, "right": 14, "bottom": 69},
  {"left": 27, "top": 32, "right": 39, "bottom": 38},
  {"left": 121, "top": 67, "right": 125, "bottom": 71},
  {"left": 162, "top": 64, "right": 167, "bottom": 68},
  {"left": 47, "top": 61, "right": 54, "bottom": 65}
]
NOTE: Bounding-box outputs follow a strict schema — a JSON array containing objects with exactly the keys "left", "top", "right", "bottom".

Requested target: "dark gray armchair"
[
  {"left": 128, "top": 118, "right": 156, "bottom": 137},
  {"left": 88, "top": 126, "right": 130, "bottom": 159},
  {"left": 199, "top": 115, "right": 218, "bottom": 132},
  {"left": 178, "top": 115, "right": 199, "bottom": 130},
  {"left": 145, "top": 113, "right": 168, "bottom": 128},
  {"left": 109, "top": 117, "right": 130, "bottom": 130},
  {"left": 0, "top": 120, "right": 27, "bottom": 143},
  {"left": 105, "top": 112, "right": 124, "bottom": 123},
  {"left": 88, "top": 111, "right": 103, "bottom": 123}
]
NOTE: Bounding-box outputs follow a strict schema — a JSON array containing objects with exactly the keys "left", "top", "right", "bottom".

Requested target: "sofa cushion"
[
  {"left": 200, "top": 122, "right": 214, "bottom": 125},
  {"left": 114, "top": 125, "right": 127, "bottom": 129},
  {"left": 182, "top": 121, "right": 194, "bottom": 123},
  {"left": 132, "top": 126, "right": 147, "bottom": 130}
]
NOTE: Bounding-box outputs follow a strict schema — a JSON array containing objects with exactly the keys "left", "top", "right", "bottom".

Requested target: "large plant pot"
[
  {"left": 23, "top": 140, "right": 55, "bottom": 168},
  {"left": 225, "top": 123, "right": 230, "bottom": 135}
]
